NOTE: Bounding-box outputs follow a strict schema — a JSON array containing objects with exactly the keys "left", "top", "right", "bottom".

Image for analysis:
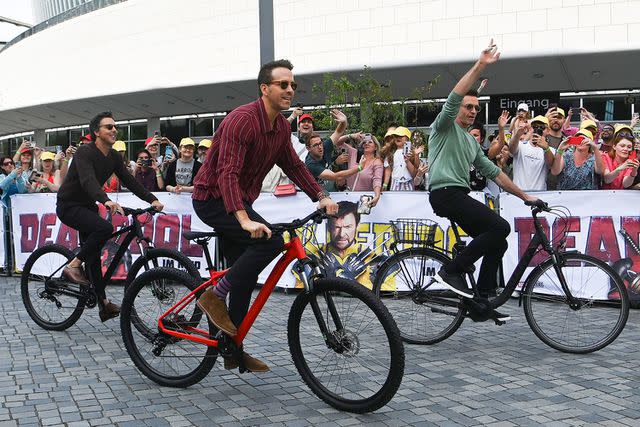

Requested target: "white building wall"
[{"left": 274, "top": 0, "right": 640, "bottom": 74}]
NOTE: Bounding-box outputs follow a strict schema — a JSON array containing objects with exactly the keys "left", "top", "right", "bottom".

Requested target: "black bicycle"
[
  {"left": 21, "top": 206, "right": 199, "bottom": 330},
  {"left": 373, "top": 199, "right": 630, "bottom": 354}
]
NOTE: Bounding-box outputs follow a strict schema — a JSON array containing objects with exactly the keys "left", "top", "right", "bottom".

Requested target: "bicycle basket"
[{"left": 389, "top": 218, "right": 438, "bottom": 246}]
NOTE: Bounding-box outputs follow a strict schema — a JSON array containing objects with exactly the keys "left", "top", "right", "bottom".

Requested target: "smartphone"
[
  {"left": 567, "top": 136, "right": 584, "bottom": 146},
  {"left": 28, "top": 170, "right": 41, "bottom": 182},
  {"left": 357, "top": 195, "right": 373, "bottom": 215},
  {"left": 629, "top": 150, "right": 637, "bottom": 161},
  {"left": 532, "top": 125, "right": 546, "bottom": 137},
  {"left": 28, "top": 142, "right": 36, "bottom": 149},
  {"left": 15, "top": 160, "right": 22, "bottom": 169},
  {"left": 154, "top": 131, "right": 160, "bottom": 137},
  {"left": 340, "top": 148, "right": 346, "bottom": 155},
  {"left": 403, "top": 140, "right": 412, "bottom": 156}
]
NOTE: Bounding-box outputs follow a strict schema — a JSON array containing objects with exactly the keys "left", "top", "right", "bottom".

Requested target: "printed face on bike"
[{"left": 328, "top": 212, "right": 359, "bottom": 252}]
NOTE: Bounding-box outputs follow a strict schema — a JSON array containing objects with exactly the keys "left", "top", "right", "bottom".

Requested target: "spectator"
[
  {"left": 468, "top": 122, "right": 488, "bottom": 191},
  {"left": 0, "top": 156, "right": 27, "bottom": 207},
  {"left": 508, "top": 103, "right": 531, "bottom": 133},
  {"left": 489, "top": 110, "right": 510, "bottom": 159},
  {"left": 144, "top": 136, "right": 177, "bottom": 172},
  {"left": 382, "top": 126, "right": 418, "bottom": 191},
  {"left": 413, "top": 160, "right": 429, "bottom": 190},
  {"left": 134, "top": 149, "right": 164, "bottom": 191},
  {"left": 599, "top": 123, "right": 616, "bottom": 152},
  {"left": 541, "top": 107, "right": 566, "bottom": 190},
  {"left": 301, "top": 109, "right": 349, "bottom": 192},
  {"left": 602, "top": 133, "right": 639, "bottom": 189},
  {"left": 305, "top": 132, "right": 359, "bottom": 190},
  {"left": 509, "top": 115, "right": 555, "bottom": 191},
  {"left": 102, "top": 140, "right": 132, "bottom": 193},
  {"left": 550, "top": 129, "right": 604, "bottom": 190},
  {"left": 31, "top": 151, "right": 62, "bottom": 193},
  {"left": 351, "top": 135, "right": 383, "bottom": 206},
  {"left": 164, "top": 138, "right": 202, "bottom": 194},
  {"left": 197, "top": 139, "right": 212, "bottom": 163}
]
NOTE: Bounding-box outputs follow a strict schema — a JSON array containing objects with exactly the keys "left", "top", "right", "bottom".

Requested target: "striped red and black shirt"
[{"left": 192, "top": 98, "right": 323, "bottom": 213}]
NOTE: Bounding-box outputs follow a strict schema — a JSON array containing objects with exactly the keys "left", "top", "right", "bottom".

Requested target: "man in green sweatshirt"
[{"left": 427, "top": 39, "right": 539, "bottom": 321}]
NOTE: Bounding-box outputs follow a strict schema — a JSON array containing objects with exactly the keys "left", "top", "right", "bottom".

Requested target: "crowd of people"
[{"left": 1, "top": 99, "right": 638, "bottom": 214}]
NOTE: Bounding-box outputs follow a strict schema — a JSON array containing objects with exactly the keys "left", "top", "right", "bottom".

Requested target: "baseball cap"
[
  {"left": 614, "top": 123, "right": 633, "bottom": 136},
  {"left": 144, "top": 137, "right": 157, "bottom": 146},
  {"left": 531, "top": 116, "right": 549, "bottom": 126},
  {"left": 20, "top": 148, "right": 32, "bottom": 154},
  {"left": 40, "top": 151, "right": 56, "bottom": 161},
  {"left": 384, "top": 129, "right": 396, "bottom": 140},
  {"left": 391, "top": 126, "right": 412, "bottom": 139},
  {"left": 198, "top": 139, "right": 212, "bottom": 149},
  {"left": 553, "top": 107, "right": 565, "bottom": 118},
  {"left": 517, "top": 103, "right": 529, "bottom": 112},
  {"left": 575, "top": 129, "right": 593, "bottom": 140},
  {"left": 179, "top": 137, "right": 195, "bottom": 147},
  {"left": 113, "top": 140, "right": 126, "bottom": 152},
  {"left": 80, "top": 134, "right": 92, "bottom": 143},
  {"left": 299, "top": 113, "right": 314, "bottom": 122},
  {"left": 580, "top": 119, "right": 598, "bottom": 131}
]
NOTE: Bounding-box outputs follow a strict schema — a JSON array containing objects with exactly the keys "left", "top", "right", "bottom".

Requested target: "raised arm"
[
  {"left": 452, "top": 39, "right": 500, "bottom": 97},
  {"left": 328, "top": 109, "right": 348, "bottom": 144},
  {"left": 489, "top": 110, "right": 510, "bottom": 159}
]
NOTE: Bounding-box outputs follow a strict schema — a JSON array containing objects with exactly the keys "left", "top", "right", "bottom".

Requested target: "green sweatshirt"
[{"left": 427, "top": 91, "right": 500, "bottom": 191}]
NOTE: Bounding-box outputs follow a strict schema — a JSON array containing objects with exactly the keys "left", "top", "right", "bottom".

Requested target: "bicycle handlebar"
[
  {"left": 524, "top": 199, "right": 550, "bottom": 213},
  {"left": 122, "top": 206, "right": 162, "bottom": 217},
  {"left": 270, "top": 209, "right": 330, "bottom": 234}
]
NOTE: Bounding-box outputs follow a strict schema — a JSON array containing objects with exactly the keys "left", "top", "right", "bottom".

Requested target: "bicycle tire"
[
  {"left": 120, "top": 267, "right": 217, "bottom": 387},
  {"left": 21, "top": 244, "right": 85, "bottom": 331},
  {"left": 126, "top": 248, "right": 201, "bottom": 285},
  {"left": 288, "top": 278, "right": 405, "bottom": 413},
  {"left": 522, "top": 252, "right": 630, "bottom": 354},
  {"left": 373, "top": 248, "right": 465, "bottom": 345}
]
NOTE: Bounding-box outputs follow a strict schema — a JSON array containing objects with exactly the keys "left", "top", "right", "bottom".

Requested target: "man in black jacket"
[{"left": 57, "top": 111, "right": 164, "bottom": 322}]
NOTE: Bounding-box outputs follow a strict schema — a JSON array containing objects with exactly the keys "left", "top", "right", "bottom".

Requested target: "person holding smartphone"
[
  {"left": 380, "top": 126, "right": 419, "bottom": 191},
  {"left": 602, "top": 131, "right": 640, "bottom": 189},
  {"left": 508, "top": 116, "right": 555, "bottom": 191},
  {"left": 134, "top": 149, "right": 164, "bottom": 191},
  {"left": 550, "top": 129, "right": 604, "bottom": 190}
]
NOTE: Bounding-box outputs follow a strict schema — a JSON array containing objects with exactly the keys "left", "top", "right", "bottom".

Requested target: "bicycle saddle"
[{"left": 183, "top": 231, "right": 217, "bottom": 241}]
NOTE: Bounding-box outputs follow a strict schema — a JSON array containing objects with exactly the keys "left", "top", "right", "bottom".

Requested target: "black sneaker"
[
  {"left": 491, "top": 310, "right": 510, "bottom": 322},
  {"left": 435, "top": 268, "right": 473, "bottom": 298}
]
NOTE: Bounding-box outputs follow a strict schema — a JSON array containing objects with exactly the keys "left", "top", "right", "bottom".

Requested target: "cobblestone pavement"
[{"left": 1, "top": 276, "right": 639, "bottom": 426}]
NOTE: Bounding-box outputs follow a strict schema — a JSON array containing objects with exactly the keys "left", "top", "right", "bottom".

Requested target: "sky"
[{"left": 0, "top": 0, "right": 35, "bottom": 43}]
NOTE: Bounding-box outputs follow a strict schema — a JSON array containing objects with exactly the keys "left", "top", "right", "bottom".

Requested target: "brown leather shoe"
[
  {"left": 224, "top": 352, "right": 270, "bottom": 373},
  {"left": 99, "top": 301, "right": 120, "bottom": 322},
  {"left": 196, "top": 288, "right": 237, "bottom": 336},
  {"left": 62, "top": 265, "right": 90, "bottom": 286}
]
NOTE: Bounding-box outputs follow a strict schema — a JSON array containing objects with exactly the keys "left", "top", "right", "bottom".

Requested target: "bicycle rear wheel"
[
  {"left": 522, "top": 253, "right": 629, "bottom": 354},
  {"left": 373, "top": 248, "right": 465, "bottom": 345},
  {"left": 21, "top": 244, "right": 85, "bottom": 330},
  {"left": 288, "top": 278, "right": 404, "bottom": 413},
  {"left": 120, "top": 267, "right": 217, "bottom": 387}
]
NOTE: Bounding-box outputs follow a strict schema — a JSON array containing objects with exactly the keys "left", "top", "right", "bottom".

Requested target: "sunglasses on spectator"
[
  {"left": 269, "top": 80, "right": 297, "bottom": 91},
  {"left": 463, "top": 104, "right": 481, "bottom": 112},
  {"left": 617, "top": 132, "right": 634, "bottom": 139},
  {"left": 2, "top": 161, "right": 14, "bottom": 166},
  {"left": 100, "top": 124, "right": 118, "bottom": 130}
]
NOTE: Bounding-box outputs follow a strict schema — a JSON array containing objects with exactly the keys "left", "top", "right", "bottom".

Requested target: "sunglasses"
[
  {"left": 269, "top": 80, "right": 298, "bottom": 91},
  {"left": 100, "top": 124, "right": 118, "bottom": 130},
  {"left": 463, "top": 104, "right": 481, "bottom": 112},
  {"left": 617, "top": 132, "right": 634, "bottom": 139},
  {"left": 2, "top": 162, "right": 14, "bottom": 166}
]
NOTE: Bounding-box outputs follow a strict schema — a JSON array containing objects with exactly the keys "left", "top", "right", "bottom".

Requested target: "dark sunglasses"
[
  {"left": 100, "top": 124, "right": 118, "bottom": 130},
  {"left": 463, "top": 104, "right": 481, "bottom": 112},
  {"left": 617, "top": 132, "right": 634, "bottom": 139},
  {"left": 2, "top": 161, "right": 14, "bottom": 166},
  {"left": 269, "top": 80, "right": 298, "bottom": 91}
]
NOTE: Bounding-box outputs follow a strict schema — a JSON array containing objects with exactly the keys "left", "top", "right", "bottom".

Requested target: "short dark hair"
[
  {"left": 465, "top": 89, "right": 479, "bottom": 98},
  {"left": 89, "top": 111, "right": 114, "bottom": 141},
  {"left": 305, "top": 133, "right": 322, "bottom": 146},
  {"left": 470, "top": 122, "right": 486, "bottom": 141},
  {"left": 328, "top": 201, "right": 360, "bottom": 230},
  {"left": 257, "top": 59, "right": 293, "bottom": 87},
  {"left": 136, "top": 148, "right": 151, "bottom": 159}
]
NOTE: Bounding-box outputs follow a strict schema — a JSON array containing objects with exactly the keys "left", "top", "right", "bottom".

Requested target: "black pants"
[
  {"left": 429, "top": 187, "right": 510, "bottom": 293},
  {"left": 193, "top": 198, "right": 284, "bottom": 327},
  {"left": 57, "top": 204, "right": 113, "bottom": 300}
]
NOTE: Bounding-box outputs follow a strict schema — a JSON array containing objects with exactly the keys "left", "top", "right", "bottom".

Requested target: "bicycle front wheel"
[
  {"left": 120, "top": 267, "right": 217, "bottom": 387},
  {"left": 126, "top": 248, "right": 201, "bottom": 285},
  {"left": 21, "top": 244, "right": 85, "bottom": 330},
  {"left": 373, "top": 248, "right": 465, "bottom": 345},
  {"left": 288, "top": 278, "right": 404, "bottom": 413},
  {"left": 522, "top": 253, "right": 629, "bottom": 354}
]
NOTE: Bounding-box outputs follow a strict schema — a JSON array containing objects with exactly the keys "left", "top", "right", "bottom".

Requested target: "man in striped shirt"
[{"left": 192, "top": 59, "right": 338, "bottom": 373}]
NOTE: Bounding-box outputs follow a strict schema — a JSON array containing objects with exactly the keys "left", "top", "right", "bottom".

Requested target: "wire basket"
[{"left": 389, "top": 218, "right": 438, "bottom": 246}]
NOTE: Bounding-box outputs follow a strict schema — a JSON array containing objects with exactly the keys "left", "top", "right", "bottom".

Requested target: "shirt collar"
[{"left": 257, "top": 98, "right": 281, "bottom": 134}]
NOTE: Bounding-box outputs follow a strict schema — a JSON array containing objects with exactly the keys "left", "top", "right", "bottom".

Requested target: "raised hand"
[
  {"left": 330, "top": 109, "right": 347, "bottom": 124},
  {"left": 498, "top": 110, "right": 511, "bottom": 128},
  {"left": 479, "top": 38, "right": 500, "bottom": 65}
]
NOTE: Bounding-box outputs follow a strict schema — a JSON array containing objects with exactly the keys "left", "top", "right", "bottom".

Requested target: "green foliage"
[{"left": 311, "top": 67, "right": 440, "bottom": 141}]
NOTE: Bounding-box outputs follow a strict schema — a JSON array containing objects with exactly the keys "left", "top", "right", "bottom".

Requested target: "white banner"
[
  {"left": 10, "top": 191, "right": 488, "bottom": 289},
  {"left": 499, "top": 191, "right": 640, "bottom": 300}
]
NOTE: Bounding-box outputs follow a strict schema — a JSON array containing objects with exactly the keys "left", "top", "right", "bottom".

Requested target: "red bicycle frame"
[{"left": 156, "top": 235, "right": 308, "bottom": 348}]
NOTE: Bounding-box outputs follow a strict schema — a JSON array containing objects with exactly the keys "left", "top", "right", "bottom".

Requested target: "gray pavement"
[{"left": 1, "top": 275, "right": 639, "bottom": 426}]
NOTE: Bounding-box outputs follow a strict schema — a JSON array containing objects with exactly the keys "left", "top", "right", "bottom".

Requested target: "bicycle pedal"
[{"left": 493, "top": 319, "right": 506, "bottom": 326}]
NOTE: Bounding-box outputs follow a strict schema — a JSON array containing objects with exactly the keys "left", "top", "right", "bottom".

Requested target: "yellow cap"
[
  {"left": 40, "top": 151, "right": 56, "bottom": 161},
  {"left": 580, "top": 119, "right": 597, "bottom": 132},
  {"left": 614, "top": 123, "right": 633, "bottom": 136},
  {"left": 179, "top": 137, "right": 196, "bottom": 147},
  {"left": 575, "top": 129, "right": 593, "bottom": 140},
  {"left": 198, "top": 139, "right": 212, "bottom": 149},
  {"left": 384, "top": 128, "right": 396, "bottom": 140},
  {"left": 391, "top": 126, "right": 412, "bottom": 139},
  {"left": 531, "top": 116, "right": 549, "bottom": 126},
  {"left": 113, "top": 140, "right": 126, "bottom": 152},
  {"left": 553, "top": 107, "right": 565, "bottom": 118}
]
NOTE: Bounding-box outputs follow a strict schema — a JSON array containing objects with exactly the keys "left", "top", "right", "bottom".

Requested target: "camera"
[
  {"left": 140, "top": 158, "right": 151, "bottom": 167},
  {"left": 28, "top": 170, "right": 42, "bottom": 183},
  {"left": 28, "top": 142, "right": 36, "bottom": 149},
  {"left": 532, "top": 125, "right": 546, "bottom": 137}
]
